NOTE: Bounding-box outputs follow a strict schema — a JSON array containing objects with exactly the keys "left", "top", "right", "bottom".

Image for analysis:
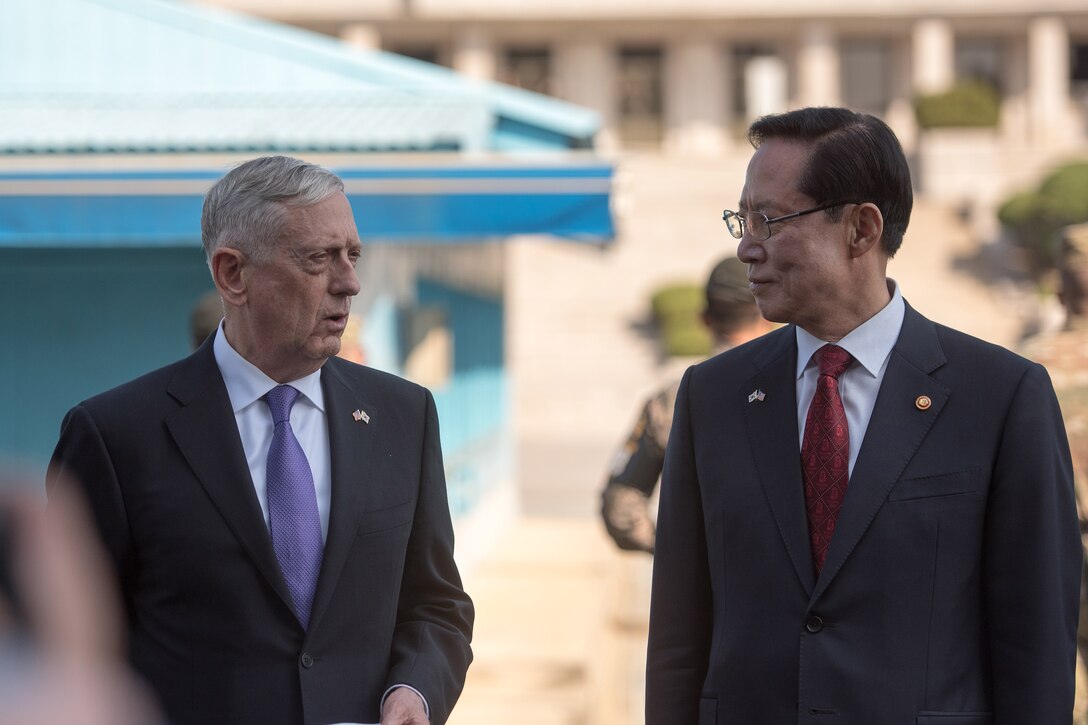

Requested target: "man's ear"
[
  {"left": 847, "top": 202, "right": 885, "bottom": 259},
  {"left": 211, "top": 247, "right": 248, "bottom": 307}
]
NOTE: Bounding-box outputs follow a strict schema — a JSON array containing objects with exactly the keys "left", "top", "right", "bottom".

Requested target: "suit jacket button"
[
  {"left": 805, "top": 615, "right": 824, "bottom": 633},
  {"left": 301, "top": 652, "right": 314, "bottom": 668}
]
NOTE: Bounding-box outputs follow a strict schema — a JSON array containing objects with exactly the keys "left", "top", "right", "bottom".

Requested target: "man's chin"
[
  {"left": 306, "top": 336, "right": 342, "bottom": 361},
  {"left": 754, "top": 303, "right": 788, "bottom": 325}
]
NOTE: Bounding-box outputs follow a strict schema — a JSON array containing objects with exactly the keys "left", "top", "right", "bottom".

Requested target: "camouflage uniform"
[
  {"left": 1021, "top": 323, "right": 1088, "bottom": 543},
  {"left": 602, "top": 256, "right": 757, "bottom": 554},
  {"left": 600, "top": 379, "right": 680, "bottom": 554},
  {"left": 1022, "top": 322, "right": 1088, "bottom": 724},
  {"left": 1021, "top": 222, "right": 1088, "bottom": 724}
]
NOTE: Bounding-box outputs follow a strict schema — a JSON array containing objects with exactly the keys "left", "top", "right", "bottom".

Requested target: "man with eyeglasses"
[{"left": 646, "top": 107, "right": 1080, "bottom": 725}]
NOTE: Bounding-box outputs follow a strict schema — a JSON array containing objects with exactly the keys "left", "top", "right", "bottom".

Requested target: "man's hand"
[{"left": 380, "top": 687, "right": 428, "bottom": 725}]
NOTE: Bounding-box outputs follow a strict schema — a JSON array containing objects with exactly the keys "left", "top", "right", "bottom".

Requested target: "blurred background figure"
[
  {"left": 189, "top": 291, "right": 223, "bottom": 351},
  {"left": 1020, "top": 222, "right": 1088, "bottom": 725},
  {"left": 0, "top": 470, "right": 160, "bottom": 725},
  {"left": 336, "top": 317, "right": 368, "bottom": 365},
  {"left": 600, "top": 256, "right": 770, "bottom": 553}
]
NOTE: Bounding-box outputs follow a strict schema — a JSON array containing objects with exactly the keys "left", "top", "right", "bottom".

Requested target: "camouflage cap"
[{"left": 705, "top": 256, "right": 753, "bottom": 307}]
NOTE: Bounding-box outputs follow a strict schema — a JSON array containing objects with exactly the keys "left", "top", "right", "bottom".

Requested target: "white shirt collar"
[
  {"left": 795, "top": 279, "right": 905, "bottom": 379},
  {"left": 212, "top": 321, "right": 325, "bottom": 413}
]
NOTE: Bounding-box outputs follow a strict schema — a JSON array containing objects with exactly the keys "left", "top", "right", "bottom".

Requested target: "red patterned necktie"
[{"left": 801, "top": 344, "right": 853, "bottom": 574}]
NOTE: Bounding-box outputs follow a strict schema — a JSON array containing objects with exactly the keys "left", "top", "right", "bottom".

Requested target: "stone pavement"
[
  {"left": 450, "top": 151, "right": 1042, "bottom": 725},
  {"left": 449, "top": 518, "right": 651, "bottom": 725}
]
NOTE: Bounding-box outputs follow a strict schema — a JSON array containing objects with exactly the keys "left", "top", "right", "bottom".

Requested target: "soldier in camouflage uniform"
[
  {"left": 1021, "top": 222, "right": 1088, "bottom": 724},
  {"left": 600, "top": 256, "right": 771, "bottom": 553}
]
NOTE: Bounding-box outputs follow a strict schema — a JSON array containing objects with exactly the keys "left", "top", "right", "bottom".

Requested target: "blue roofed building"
[{"left": 0, "top": 0, "right": 613, "bottom": 544}]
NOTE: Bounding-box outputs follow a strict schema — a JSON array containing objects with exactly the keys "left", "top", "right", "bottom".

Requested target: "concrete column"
[
  {"left": 1028, "top": 16, "right": 1072, "bottom": 145},
  {"left": 664, "top": 39, "right": 729, "bottom": 155},
  {"left": 746, "top": 55, "right": 788, "bottom": 122},
  {"left": 885, "top": 37, "right": 918, "bottom": 152},
  {"left": 912, "top": 18, "right": 955, "bottom": 94},
  {"left": 1002, "top": 36, "right": 1030, "bottom": 142},
  {"left": 452, "top": 25, "right": 497, "bottom": 81},
  {"left": 554, "top": 39, "right": 619, "bottom": 152},
  {"left": 339, "top": 23, "right": 381, "bottom": 53},
  {"left": 797, "top": 22, "right": 841, "bottom": 107},
  {"left": 721, "top": 46, "right": 736, "bottom": 142}
]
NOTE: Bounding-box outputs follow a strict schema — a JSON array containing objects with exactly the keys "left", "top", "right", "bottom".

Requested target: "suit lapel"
[
  {"left": 742, "top": 328, "right": 816, "bottom": 596},
  {"left": 307, "top": 358, "right": 382, "bottom": 631},
  {"left": 811, "top": 304, "right": 950, "bottom": 603},
  {"left": 163, "top": 340, "right": 295, "bottom": 614}
]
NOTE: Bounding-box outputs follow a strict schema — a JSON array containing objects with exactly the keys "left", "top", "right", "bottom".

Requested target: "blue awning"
[{"left": 0, "top": 159, "right": 614, "bottom": 244}]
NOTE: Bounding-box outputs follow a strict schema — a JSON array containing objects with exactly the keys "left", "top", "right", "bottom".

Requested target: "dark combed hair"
[
  {"left": 748, "top": 107, "right": 913, "bottom": 257},
  {"left": 705, "top": 297, "right": 762, "bottom": 335}
]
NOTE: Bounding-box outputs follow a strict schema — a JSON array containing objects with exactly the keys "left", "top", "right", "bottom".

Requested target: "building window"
[
  {"left": 501, "top": 47, "right": 552, "bottom": 95},
  {"left": 956, "top": 38, "right": 1004, "bottom": 92},
  {"left": 1074, "top": 41, "right": 1088, "bottom": 82},
  {"left": 619, "top": 46, "right": 663, "bottom": 147},
  {"left": 841, "top": 40, "right": 891, "bottom": 115},
  {"left": 387, "top": 44, "right": 443, "bottom": 66},
  {"left": 732, "top": 45, "right": 786, "bottom": 129},
  {"left": 1072, "top": 40, "right": 1088, "bottom": 115}
]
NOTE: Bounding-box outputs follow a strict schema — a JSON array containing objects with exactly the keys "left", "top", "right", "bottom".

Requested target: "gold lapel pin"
[
  {"left": 915, "top": 395, "right": 932, "bottom": 411},
  {"left": 352, "top": 409, "right": 370, "bottom": 424}
]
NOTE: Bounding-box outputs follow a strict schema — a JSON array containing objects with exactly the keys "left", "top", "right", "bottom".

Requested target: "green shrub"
[
  {"left": 651, "top": 282, "right": 711, "bottom": 357},
  {"left": 997, "top": 161, "right": 1088, "bottom": 274},
  {"left": 662, "top": 319, "right": 712, "bottom": 357},
  {"left": 651, "top": 284, "right": 704, "bottom": 321},
  {"left": 914, "top": 81, "right": 1000, "bottom": 129},
  {"left": 1039, "top": 162, "right": 1088, "bottom": 220}
]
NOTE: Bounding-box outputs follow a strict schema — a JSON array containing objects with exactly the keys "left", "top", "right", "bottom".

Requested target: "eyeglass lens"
[{"left": 724, "top": 211, "right": 767, "bottom": 240}]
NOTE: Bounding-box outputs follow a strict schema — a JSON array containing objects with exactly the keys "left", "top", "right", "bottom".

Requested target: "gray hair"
[{"left": 201, "top": 156, "right": 345, "bottom": 264}]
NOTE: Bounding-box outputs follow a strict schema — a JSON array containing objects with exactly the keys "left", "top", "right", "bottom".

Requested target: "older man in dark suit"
[
  {"left": 645, "top": 108, "right": 1080, "bottom": 724},
  {"left": 48, "top": 156, "right": 473, "bottom": 725}
]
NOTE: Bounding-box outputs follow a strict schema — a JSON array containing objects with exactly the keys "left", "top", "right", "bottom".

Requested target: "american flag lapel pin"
[
  {"left": 748, "top": 389, "right": 766, "bottom": 403},
  {"left": 352, "top": 409, "right": 370, "bottom": 424}
]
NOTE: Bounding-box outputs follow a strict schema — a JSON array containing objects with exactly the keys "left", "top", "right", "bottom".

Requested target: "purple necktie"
[{"left": 265, "top": 385, "right": 323, "bottom": 629}]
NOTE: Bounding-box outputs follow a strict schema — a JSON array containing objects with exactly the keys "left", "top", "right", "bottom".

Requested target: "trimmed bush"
[
  {"left": 997, "top": 161, "right": 1088, "bottom": 274},
  {"left": 651, "top": 284, "right": 704, "bottom": 321},
  {"left": 1040, "top": 162, "right": 1088, "bottom": 220},
  {"left": 914, "top": 81, "right": 1000, "bottom": 129},
  {"left": 651, "top": 282, "right": 711, "bottom": 357},
  {"left": 663, "top": 322, "right": 712, "bottom": 357}
]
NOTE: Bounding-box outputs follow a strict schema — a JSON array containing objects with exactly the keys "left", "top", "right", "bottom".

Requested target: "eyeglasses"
[{"left": 722, "top": 201, "right": 857, "bottom": 241}]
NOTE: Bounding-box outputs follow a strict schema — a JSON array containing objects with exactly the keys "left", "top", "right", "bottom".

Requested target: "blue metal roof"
[
  {"left": 1, "top": 0, "right": 601, "bottom": 153},
  {"left": 0, "top": 0, "right": 614, "bottom": 242},
  {"left": 1, "top": 93, "right": 489, "bottom": 153}
]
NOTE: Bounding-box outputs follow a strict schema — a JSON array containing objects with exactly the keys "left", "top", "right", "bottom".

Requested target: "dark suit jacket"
[
  {"left": 646, "top": 303, "right": 1081, "bottom": 725},
  {"left": 48, "top": 335, "right": 473, "bottom": 725}
]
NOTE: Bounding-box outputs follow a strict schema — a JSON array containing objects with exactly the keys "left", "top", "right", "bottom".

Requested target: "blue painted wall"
[
  {"left": 0, "top": 247, "right": 213, "bottom": 472},
  {"left": 416, "top": 278, "right": 508, "bottom": 517}
]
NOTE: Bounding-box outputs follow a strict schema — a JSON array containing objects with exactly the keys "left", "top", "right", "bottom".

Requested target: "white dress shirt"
[
  {"left": 795, "top": 280, "right": 905, "bottom": 475},
  {"left": 212, "top": 324, "right": 428, "bottom": 720},
  {"left": 213, "top": 323, "right": 331, "bottom": 541}
]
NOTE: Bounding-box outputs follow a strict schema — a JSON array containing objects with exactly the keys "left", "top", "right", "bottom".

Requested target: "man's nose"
[
  {"left": 332, "top": 255, "right": 361, "bottom": 296},
  {"left": 736, "top": 233, "right": 762, "bottom": 264}
]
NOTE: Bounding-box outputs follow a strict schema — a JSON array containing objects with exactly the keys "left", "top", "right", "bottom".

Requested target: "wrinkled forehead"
[
  {"left": 275, "top": 192, "right": 360, "bottom": 248},
  {"left": 741, "top": 139, "right": 813, "bottom": 208}
]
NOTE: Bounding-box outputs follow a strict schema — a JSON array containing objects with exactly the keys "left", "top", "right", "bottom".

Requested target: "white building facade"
[{"left": 198, "top": 0, "right": 1088, "bottom": 158}]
